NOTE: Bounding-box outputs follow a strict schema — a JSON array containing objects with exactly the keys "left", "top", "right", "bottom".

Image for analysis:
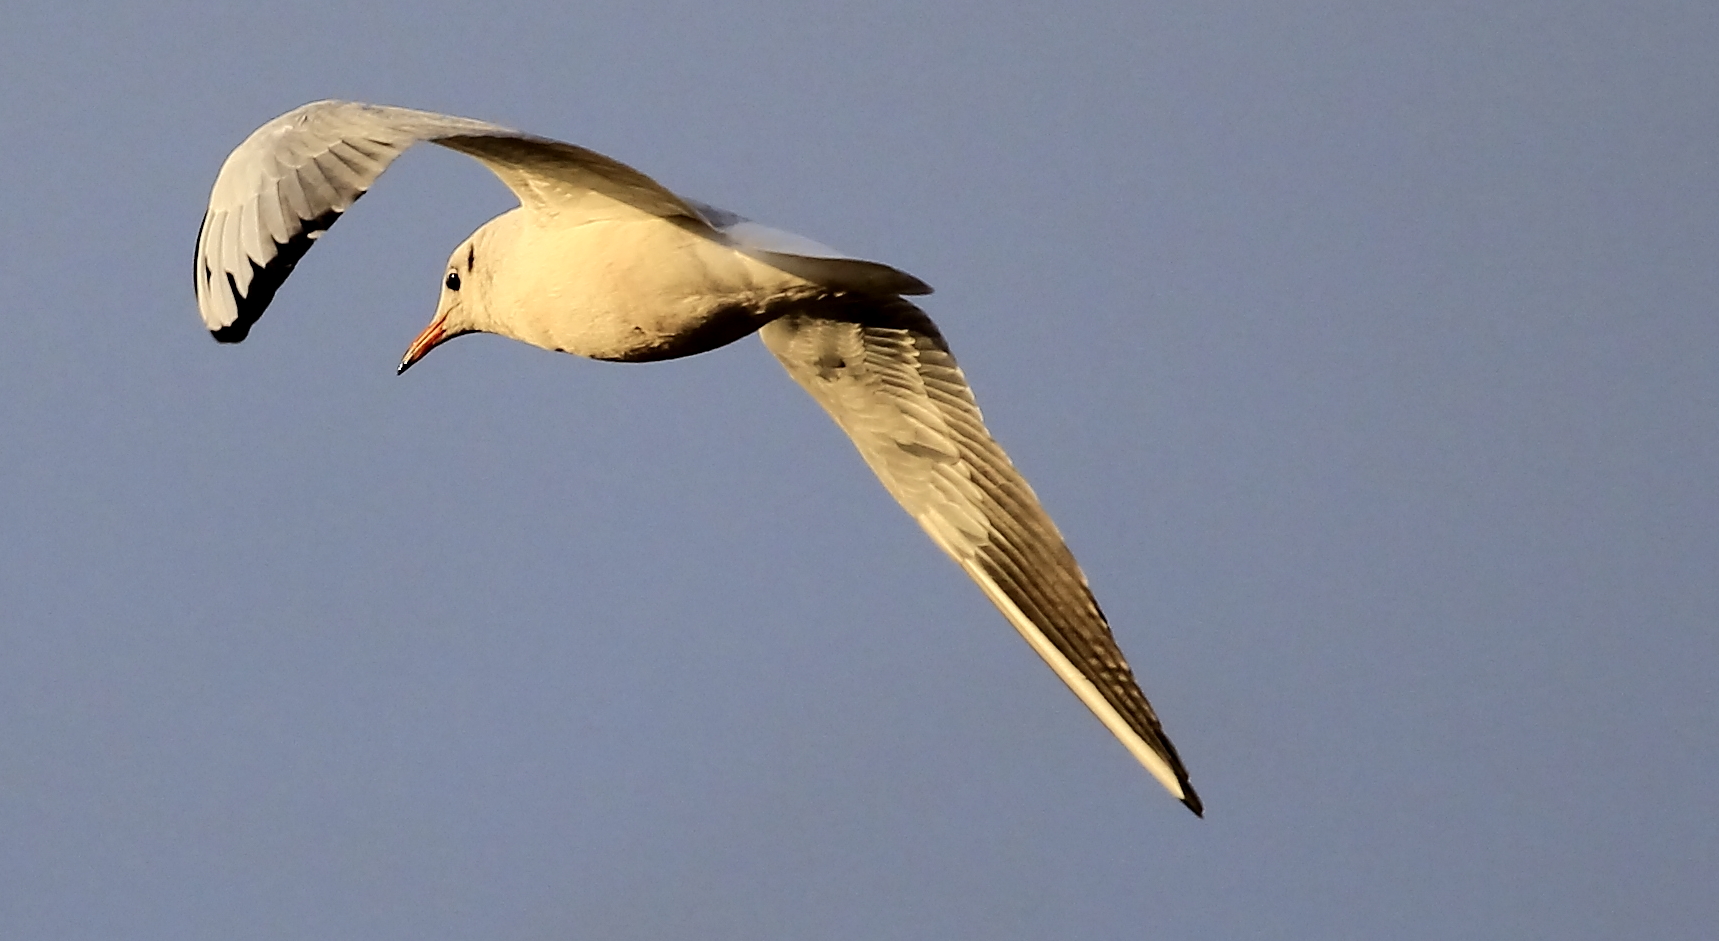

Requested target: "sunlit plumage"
[{"left": 194, "top": 100, "right": 1201, "bottom": 814}]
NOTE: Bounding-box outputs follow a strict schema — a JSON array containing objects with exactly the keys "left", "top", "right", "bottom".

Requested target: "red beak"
[{"left": 398, "top": 316, "right": 450, "bottom": 376}]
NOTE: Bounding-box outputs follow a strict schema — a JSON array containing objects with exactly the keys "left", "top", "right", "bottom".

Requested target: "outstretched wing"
[
  {"left": 193, "top": 100, "right": 707, "bottom": 342},
  {"left": 760, "top": 297, "right": 1201, "bottom": 815},
  {"left": 195, "top": 101, "right": 504, "bottom": 340}
]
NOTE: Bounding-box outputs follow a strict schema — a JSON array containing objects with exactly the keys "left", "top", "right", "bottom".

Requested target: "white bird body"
[
  {"left": 194, "top": 100, "right": 1203, "bottom": 815},
  {"left": 448, "top": 206, "right": 824, "bottom": 363}
]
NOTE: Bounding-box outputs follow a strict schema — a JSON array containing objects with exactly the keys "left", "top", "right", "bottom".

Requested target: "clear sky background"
[{"left": 2, "top": 2, "right": 1715, "bottom": 938}]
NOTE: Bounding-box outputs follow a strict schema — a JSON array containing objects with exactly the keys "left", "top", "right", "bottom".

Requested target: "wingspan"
[{"left": 759, "top": 298, "right": 1201, "bottom": 814}]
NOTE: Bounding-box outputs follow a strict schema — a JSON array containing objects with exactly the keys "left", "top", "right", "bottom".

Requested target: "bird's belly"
[{"left": 497, "top": 217, "right": 822, "bottom": 362}]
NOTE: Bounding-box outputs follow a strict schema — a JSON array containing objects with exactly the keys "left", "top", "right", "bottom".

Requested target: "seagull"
[{"left": 193, "top": 100, "right": 1202, "bottom": 815}]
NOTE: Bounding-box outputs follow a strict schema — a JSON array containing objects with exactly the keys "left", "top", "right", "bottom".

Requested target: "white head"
[{"left": 396, "top": 213, "right": 523, "bottom": 375}]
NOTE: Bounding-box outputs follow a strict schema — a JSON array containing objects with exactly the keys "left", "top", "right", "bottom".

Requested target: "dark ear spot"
[{"left": 466, "top": 244, "right": 475, "bottom": 270}]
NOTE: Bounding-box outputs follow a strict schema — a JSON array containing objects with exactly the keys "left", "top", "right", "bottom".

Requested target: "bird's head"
[{"left": 397, "top": 236, "right": 485, "bottom": 375}]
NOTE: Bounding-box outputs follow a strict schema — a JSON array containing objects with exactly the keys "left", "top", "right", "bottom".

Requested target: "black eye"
[{"left": 445, "top": 271, "right": 461, "bottom": 291}]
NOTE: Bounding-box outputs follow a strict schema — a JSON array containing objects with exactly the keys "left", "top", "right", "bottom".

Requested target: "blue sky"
[{"left": 2, "top": 2, "right": 1715, "bottom": 938}]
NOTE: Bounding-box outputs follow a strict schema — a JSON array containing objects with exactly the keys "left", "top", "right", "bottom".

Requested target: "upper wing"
[
  {"left": 689, "top": 199, "right": 933, "bottom": 299},
  {"left": 760, "top": 298, "right": 1202, "bottom": 815},
  {"left": 193, "top": 100, "right": 708, "bottom": 341}
]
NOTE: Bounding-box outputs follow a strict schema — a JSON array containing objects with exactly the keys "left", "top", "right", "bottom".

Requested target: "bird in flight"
[{"left": 194, "top": 100, "right": 1202, "bottom": 815}]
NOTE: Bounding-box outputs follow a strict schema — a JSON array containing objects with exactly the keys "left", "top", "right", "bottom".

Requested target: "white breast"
[{"left": 481, "top": 204, "right": 825, "bottom": 362}]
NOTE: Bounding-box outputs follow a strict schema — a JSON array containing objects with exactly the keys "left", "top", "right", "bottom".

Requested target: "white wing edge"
[{"left": 968, "top": 567, "right": 1191, "bottom": 804}]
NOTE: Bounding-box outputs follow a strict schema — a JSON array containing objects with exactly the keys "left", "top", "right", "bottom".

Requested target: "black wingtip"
[
  {"left": 1181, "top": 786, "right": 1204, "bottom": 818},
  {"left": 201, "top": 205, "right": 351, "bottom": 347},
  {"left": 210, "top": 321, "right": 253, "bottom": 344}
]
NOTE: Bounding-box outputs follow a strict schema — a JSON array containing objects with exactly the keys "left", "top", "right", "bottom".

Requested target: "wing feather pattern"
[
  {"left": 195, "top": 101, "right": 496, "bottom": 340},
  {"left": 760, "top": 298, "right": 1201, "bottom": 814}
]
